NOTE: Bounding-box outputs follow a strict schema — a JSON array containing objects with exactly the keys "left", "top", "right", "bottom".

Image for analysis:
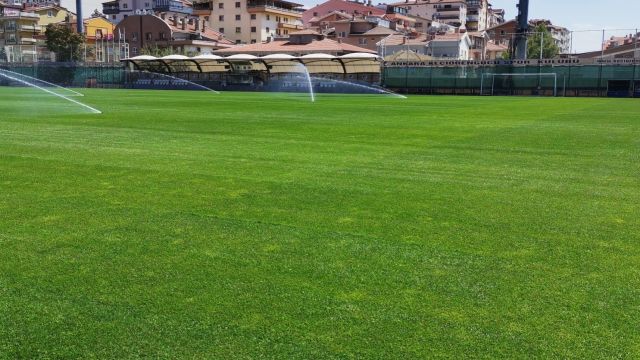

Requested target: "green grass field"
[{"left": 1, "top": 89, "right": 639, "bottom": 358}]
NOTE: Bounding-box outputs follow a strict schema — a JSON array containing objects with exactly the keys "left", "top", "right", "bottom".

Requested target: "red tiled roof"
[
  {"left": 290, "top": 29, "right": 321, "bottom": 35},
  {"left": 362, "top": 26, "right": 398, "bottom": 36},
  {"left": 214, "top": 37, "right": 376, "bottom": 55},
  {"left": 389, "top": 0, "right": 464, "bottom": 5},
  {"left": 486, "top": 42, "right": 508, "bottom": 52},
  {"left": 167, "top": 21, "right": 234, "bottom": 45},
  {"left": 384, "top": 13, "right": 416, "bottom": 23},
  {"left": 302, "top": 0, "right": 385, "bottom": 25},
  {"left": 379, "top": 33, "right": 429, "bottom": 46}
]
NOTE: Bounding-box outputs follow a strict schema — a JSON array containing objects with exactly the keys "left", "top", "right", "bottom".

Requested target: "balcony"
[
  {"left": 277, "top": 21, "right": 303, "bottom": 30},
  {"left": 436, "top": 14, "right": 461, "bottom": 20},
  {"left": 102, "top": 2, "right": 120, "bottom": 15},
  {"left": 192, "top": 2, "right": 211, "bottom": 15},
  {"left": 247, "top": 0, "right": 304, "bottom": 16},
  {"left": 20, "top": 37, "right": 37, "bottom": 44},
  {"left": 0, "top": 12, "right": 40, "bottom": 20},
  {"left": 20, "top": 24, "right": 40, "bottom": 32},
  {"left": 153, "top": 0, "right": 193, "bottom": 14},
  {"left": 467, "top": 0, "right": 481, "bottom": 9},
  {"left": 435, "top": 6, "right": 462, "bottom": 12}
]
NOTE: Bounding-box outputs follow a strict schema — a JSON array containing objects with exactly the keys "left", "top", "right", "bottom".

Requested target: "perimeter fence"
[
  {"left": 382, "top": 59, "right": 640, "bottom": 97},
  {"left": 0, "top": 62, "right": 125, "bottom": 88}
]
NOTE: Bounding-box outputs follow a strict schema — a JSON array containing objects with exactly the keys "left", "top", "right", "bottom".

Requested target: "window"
[
  {"left": 275, "top": 16, "right": 280, "bottom": 22},
  {"left": 251, "top": 39, "right": 256, "bottom": 43},
  {"left": 145, "top": 32, "right": 152, "bottom": 40},
  {"left": 218, "top": 2, "right": 223, "bottom": 8},
  {"left": 132, "top": 47, "right": 138, "bottom": 55},
  {"left": 235, "top": 39, "right": 241, "bottom": 44},
  {"left": 132, "top": 32, "right": 138, "bottom": 41},
  {"left": 159, "top": 32, "right": 166, "bottom": 40},
  {"left": 251, "top": 26, "right": 256, "bottom": 32},
  {"left": 47, "top": 10, "right": 52, "bottom": 17},
  {"left": 122, "top": 3, "right": 128, "bottom": 8},
  {"left": 359, "top": 38, "right": 367, "bottom": 45},
  {"left": 235, "top": 27, "right": 241, "bottom": 33},
  {"left": 112, "top": 15, "right": 116, "bottom": 19},
  {"left": 235, "top": 1, "right": 240, "bottom": 7},
  {"left": 219, "top": 27, "right": 224, "bottom": 33},
  {"left": 235, "top": 14, "right": 240, "bottom": 21},
  {"left": 313, "top": 12, "right": 317, "bottom": 16},
  {"left": 283, "top": 29, "right": 288, "bottom": 35},
  {"left": 144, "top": 2, "right": 149, "bottom": 7},
  {"left": 219, "top": 15, "right": 224, "bottom": 21},
  {"left": 265, "top": 26, "right": 269, "bottom": 33},
  {"left": 266, "top": 15, "right": 269, "bottom": 20},
  {"left": 283, "top": 17, "right": 288, "bottom": 23},
  {"left": 339, "top": 31, "right": 346, "bottom": 38},
  {"left": 250, "top": 14, "right": 256, "bottom": 20}
]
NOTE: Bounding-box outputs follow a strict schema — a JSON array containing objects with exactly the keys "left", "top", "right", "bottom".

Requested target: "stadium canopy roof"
[{"left": 122, "top": 53, "right": 381, "bottom": 74}]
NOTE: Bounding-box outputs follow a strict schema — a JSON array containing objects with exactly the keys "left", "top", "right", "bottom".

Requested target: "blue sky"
[
  {"left": 490, "top": 0, "right": 640, "bottom": 51},
  {"left": 72, "top": 0, "right": 639, "bottom": 52}
]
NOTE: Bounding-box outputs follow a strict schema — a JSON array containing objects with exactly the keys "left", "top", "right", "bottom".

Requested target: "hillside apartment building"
[
  {"left": 0, "top": 0, "right": 40, "bottom": 62},
  {"left": 104, "top": 0, "right": 305, "bottom": 44},
  {"left": 193, "top": 0, "right": 305, "bottom": 44},
  {"left": 486, "top": 18, "right": 571, "bottom": 55}
]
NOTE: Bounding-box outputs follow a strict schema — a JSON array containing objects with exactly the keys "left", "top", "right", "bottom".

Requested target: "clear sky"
[
  {"left": 69, "top": 0, "right": 639, "bottom": 52},
  {"left": 489, "top": 0, "right": 640, "bottom": 52}
]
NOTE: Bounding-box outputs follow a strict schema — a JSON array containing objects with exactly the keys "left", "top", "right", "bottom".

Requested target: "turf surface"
[{"left": 1, "top": 89, "right": 639, "bottom": 358}]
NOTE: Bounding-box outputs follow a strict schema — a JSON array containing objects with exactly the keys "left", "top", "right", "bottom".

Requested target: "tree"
[
  {"left": 527, "top": 24, "right": 560, "bottom": 59},
  {"left": 45, "top": 24, "right": 85, "bottom": 62}
]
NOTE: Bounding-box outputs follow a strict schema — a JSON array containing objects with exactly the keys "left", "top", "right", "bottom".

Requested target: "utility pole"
[{"left": 601, "top": 29, "right": 605, "bottom": 59}]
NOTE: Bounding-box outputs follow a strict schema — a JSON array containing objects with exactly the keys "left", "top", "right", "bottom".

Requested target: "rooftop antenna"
[{"left": 514, "top": 0, "right": 529, "bottom": 59}]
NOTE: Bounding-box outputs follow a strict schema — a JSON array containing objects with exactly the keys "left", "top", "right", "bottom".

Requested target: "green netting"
[
  {"left": 2, "top": 64, "right": 125, "bottom": 88},
  {"left": 382, "top": 64, "right": 640, "bottom": 95}
]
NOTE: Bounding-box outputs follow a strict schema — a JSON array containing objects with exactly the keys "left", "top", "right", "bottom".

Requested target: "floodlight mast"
[
  {"left": 514, "top": 0, "right": 530, "bottom": 60},
  {"left": 76, "top": 0, "right": 83, "bottom": 34}
]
